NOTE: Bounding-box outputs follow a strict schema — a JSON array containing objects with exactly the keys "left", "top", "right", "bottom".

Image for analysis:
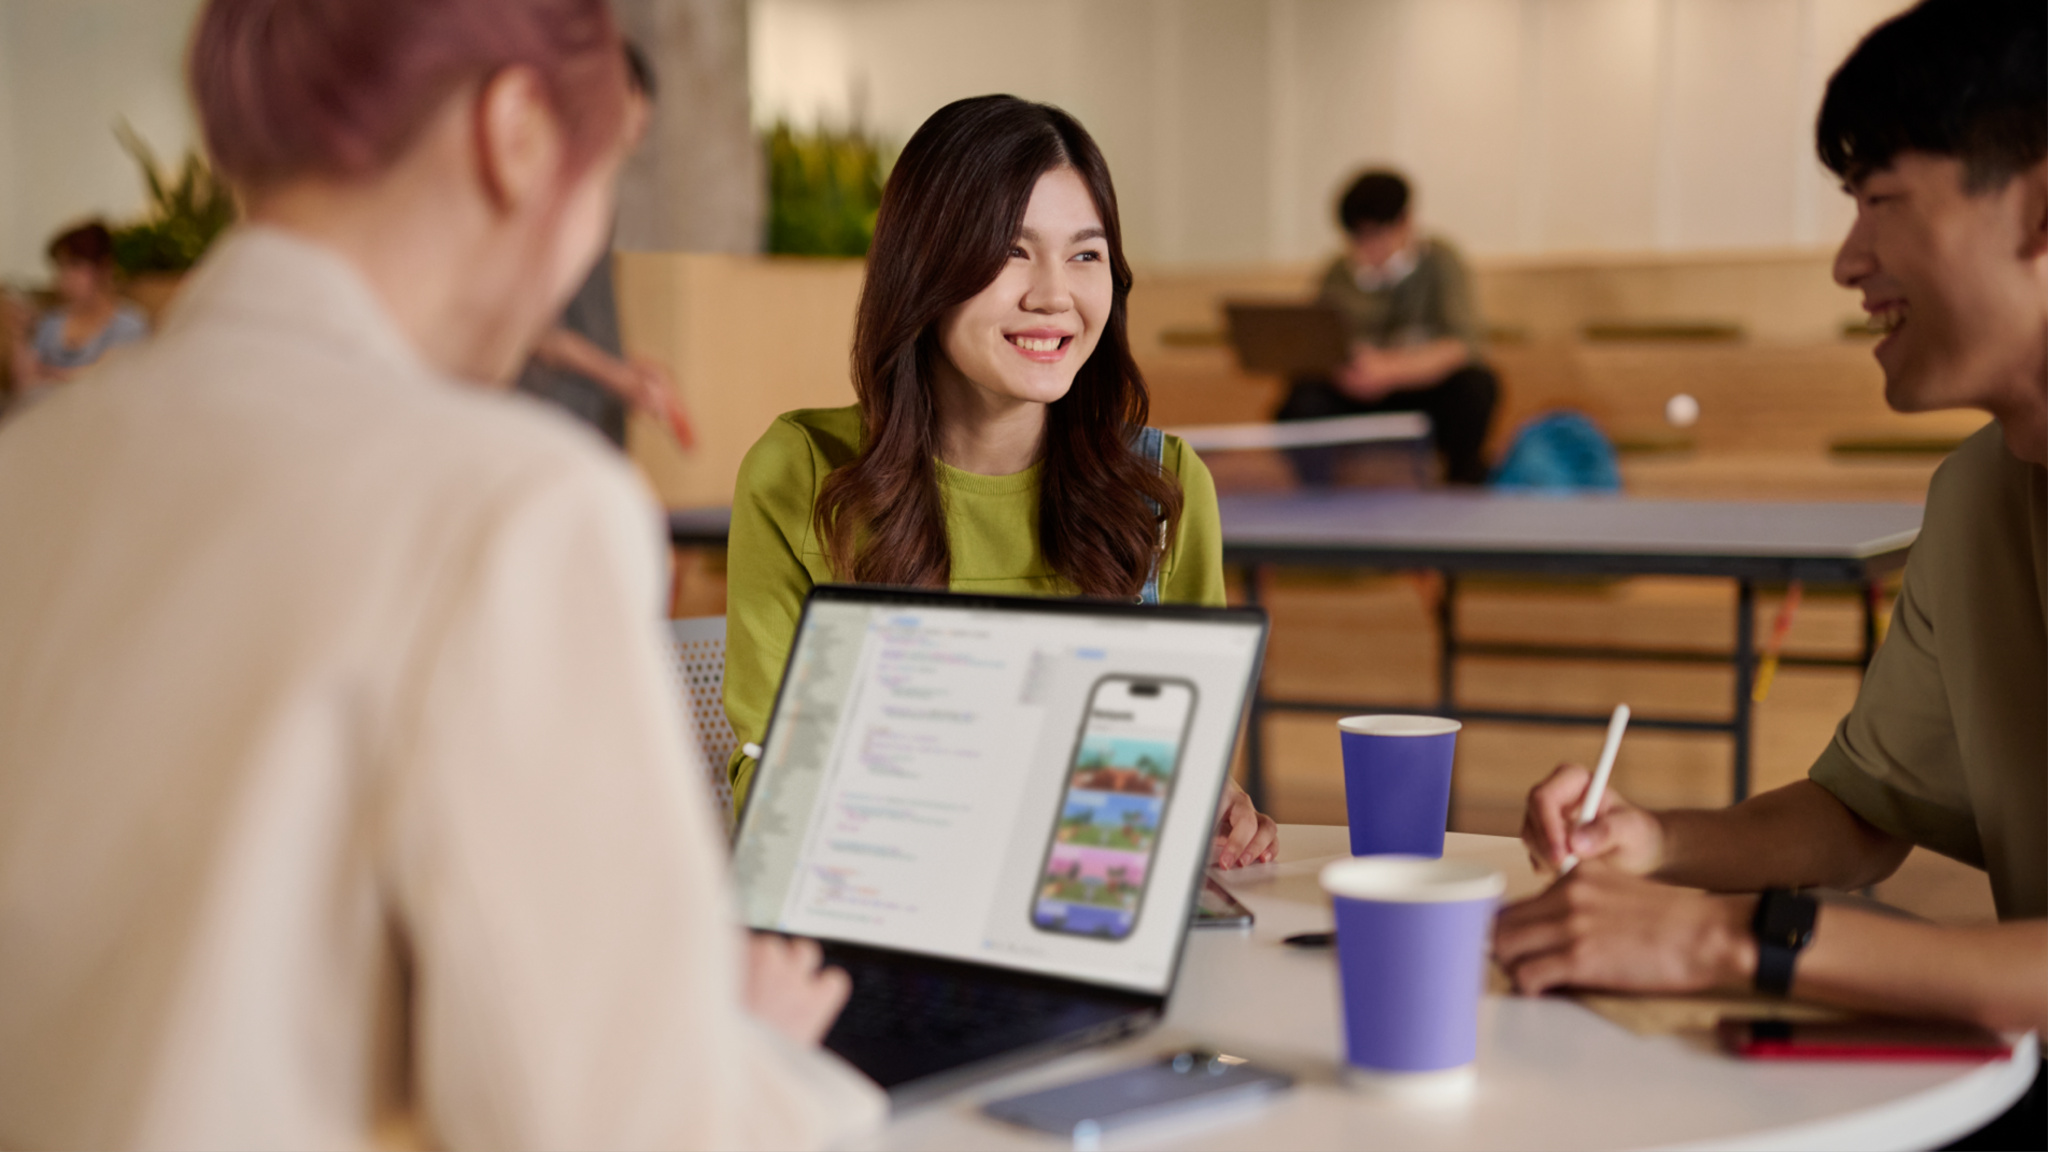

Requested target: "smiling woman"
[{"left": 723, "top": 95, "right": 1276, "bottom": 865}]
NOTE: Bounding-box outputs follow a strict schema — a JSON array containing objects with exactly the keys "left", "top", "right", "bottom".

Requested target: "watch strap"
[{"left": 1751, "top": 888, "right": 1818, "bottom": 997}]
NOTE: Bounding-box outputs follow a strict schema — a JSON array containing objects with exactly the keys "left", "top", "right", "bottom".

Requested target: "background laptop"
[
  {"left": 730, "top": 586, "right": 1268, "bottom": 1099},
  {"left": 1224, "top": 301, "right": 1350, "bottom": 375}
]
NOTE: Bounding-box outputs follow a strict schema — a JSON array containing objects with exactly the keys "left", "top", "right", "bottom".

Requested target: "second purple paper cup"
[
  {"left": 1338, "top": 715, "right": 1462, "bottom": 858},
  {"left": 1321, "top": 855, "right": 1504, "bottom": 1096}
]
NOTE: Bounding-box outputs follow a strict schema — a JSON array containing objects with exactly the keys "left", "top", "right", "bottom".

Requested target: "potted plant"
[
  {"left": 109, "top": 121, "right": 236, "bottom": 318},
  {"left": 762, "top": 119, "right": 887, "bottom": 258}
]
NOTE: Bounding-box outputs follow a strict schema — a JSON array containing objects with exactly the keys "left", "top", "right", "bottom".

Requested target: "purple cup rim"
[
  {"left": 1338, "top": 715, "right": 1463, "bottom": 737},
  {"left": 1320, "top": 856, "right": 1505, "bottom": 903}
]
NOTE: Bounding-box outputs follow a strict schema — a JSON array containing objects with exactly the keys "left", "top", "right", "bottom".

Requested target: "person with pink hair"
[{"left": 0, "top": 1, "right": 882, "bottom": 1147}]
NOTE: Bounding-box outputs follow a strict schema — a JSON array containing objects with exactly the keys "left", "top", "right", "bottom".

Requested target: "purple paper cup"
[
  {"left": 1338, "top": 715, "right": 1461, "bottom": 858},
  {"left": 1320, "top": 855, "right": 1504, "bottom": 1097}
]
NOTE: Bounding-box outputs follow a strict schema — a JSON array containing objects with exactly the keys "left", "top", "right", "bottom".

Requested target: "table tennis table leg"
[
  {"left": 1241, "top": 563, "right": 1269, "bottom": 810},
  {"left": 1732, "top": 578, "right": 1756, "bottom": 804},
  {"left": 1435, "top": 570, "right": 1463, "bottom": 829},
  {"left": 1436, "top": 570, "right": 1459, "bottom": 715}
]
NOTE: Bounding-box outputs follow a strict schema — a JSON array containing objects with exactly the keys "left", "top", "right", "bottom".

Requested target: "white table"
[{"left": 867, "top": 826, "right": 2037, "bottom": 1151}]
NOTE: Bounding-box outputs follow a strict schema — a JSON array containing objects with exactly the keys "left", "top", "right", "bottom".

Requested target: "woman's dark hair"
[
  {"left": 1816, "top": 0, "right": 2045, "bottom": 191},
  {"left": 816, "top": 94, "right": 1180, "bottom": 597},
  {"left": 623, "top": 40, "right": 655, "bottom": 98},
  {"left": 1338, "top": 170, "right": 1410, "bottom": 234},
  {"left": 48, "top": 221, "right": 116, "bottom": 267}
]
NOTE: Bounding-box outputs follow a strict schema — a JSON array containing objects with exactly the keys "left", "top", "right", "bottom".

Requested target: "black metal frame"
[{"left": 1230, "top": 545, "right": 1909, "bottom": 810}]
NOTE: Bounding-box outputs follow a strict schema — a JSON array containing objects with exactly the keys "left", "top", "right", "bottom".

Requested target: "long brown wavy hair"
[{"left": 816, "top": 95, "right": 1182, "bottom": 597}]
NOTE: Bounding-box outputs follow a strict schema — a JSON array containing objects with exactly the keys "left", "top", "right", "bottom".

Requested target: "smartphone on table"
[
  {"left": 1717, "top": 1018, "right": 2013, "bottom": 1061},
  {"left": 984, "top": 1050, "right": 1293, "bottom": 1142},
  {"left": 1193, "top": 877, "right": 1254, "bottom": 928},
  {"left": 1032, "top": 676, "right": 1197, "bottom": 940}
]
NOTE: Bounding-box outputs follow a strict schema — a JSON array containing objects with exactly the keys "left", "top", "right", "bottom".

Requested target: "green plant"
[
  {"left": 109, "top": 121, "right": 235, "bottom": 275},
  {"left": 763, "top": 120, "right": 887, "bottom": 258}
]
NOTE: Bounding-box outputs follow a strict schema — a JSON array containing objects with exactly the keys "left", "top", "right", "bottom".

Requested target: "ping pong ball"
[{"left": 1665, "top": 393, "right": 1700, "bottom": 428}]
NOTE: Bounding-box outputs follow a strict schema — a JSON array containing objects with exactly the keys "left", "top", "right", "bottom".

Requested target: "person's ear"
[
  {"left": 2017, "top": 159, "right": 2048, "bottom": 263},
  {"left": 472, "top": 66, "right": 564, "bottom": 216}
]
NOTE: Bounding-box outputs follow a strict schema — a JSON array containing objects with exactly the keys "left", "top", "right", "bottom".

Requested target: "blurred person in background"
[
  {"left": 1495, "top": 1, "right": 2045, "bottom": 1144},
  {"left": 2, "top": 221, "right": 151, "bottom": 403},
  {"left": 0, "top": 0, "right": 881, "bottom": 1148},
  {"left": 1275, "top": 169, "right": 1499, "bottom": 485},
  {"left": 518, "top": 41, "right": 694, "bottom": 452}
]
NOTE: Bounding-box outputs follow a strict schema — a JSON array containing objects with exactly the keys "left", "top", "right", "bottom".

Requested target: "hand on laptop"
[
  {"left": 1521, "top": 761, "right": 1665, "bottom": 876},
  {"left": 744, "top": 933, "right": 852, "bottom": 1046},
  {"left": 1210, "top": 780, "right": 1278, "bottom": 869}
]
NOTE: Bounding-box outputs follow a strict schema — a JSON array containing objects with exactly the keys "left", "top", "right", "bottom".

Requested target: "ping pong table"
[
  {"left": 1217, "top": 490, "right": 1921, "bottom": 807},
  {"left": 667, "top": 491, "right": 1923, "bottom": 809}
]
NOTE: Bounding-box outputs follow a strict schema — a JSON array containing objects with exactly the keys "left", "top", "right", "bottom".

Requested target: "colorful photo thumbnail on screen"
[
  {"left": 1071, "top": 735, "right": 1181, "bottom": 794},
  {"left": 1056, "top": 790, "right": 1162, "bottom": 851},
  {"left": 1038, "top": 844, "right": 1149, "bottom": 909},
  {"left": 1033, "top": 899, "right": 1134, "bottom": 938}
]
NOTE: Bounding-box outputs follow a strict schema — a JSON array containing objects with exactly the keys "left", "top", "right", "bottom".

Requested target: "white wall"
[
  {"left": 0, "top": 0, "right": 1912, "bottom": 279},
  {"left": 0, "top": 0, "right": 207, "bottom": 282},
  {"left": 751, "top": 0, "right": 1912, "bottom": 266}
]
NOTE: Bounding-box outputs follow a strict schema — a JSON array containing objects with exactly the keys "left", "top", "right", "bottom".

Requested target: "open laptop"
[
  {"left": 1224, "top": 301, "right": 1350, "bottom": 375},
  {"left": 730, "top": 585, "right": 1268, "bottom": 1099}
]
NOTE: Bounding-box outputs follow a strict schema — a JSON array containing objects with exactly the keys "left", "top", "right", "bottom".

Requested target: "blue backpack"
[{"left": 1491, "top": 411, "right": 1621, "bottom": 492}]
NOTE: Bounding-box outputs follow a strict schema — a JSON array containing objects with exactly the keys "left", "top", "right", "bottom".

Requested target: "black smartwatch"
[{"left": 1751, "top": 888, "right": 1819, "bottom": 996}]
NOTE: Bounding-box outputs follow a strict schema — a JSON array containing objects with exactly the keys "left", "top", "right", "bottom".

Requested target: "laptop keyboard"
[
  {"left": 830, "top": 956, "right": 1075, "bottom": 1046},
  {"left": 822, "top": 951, "right": 1149, "bottom": 1088}
]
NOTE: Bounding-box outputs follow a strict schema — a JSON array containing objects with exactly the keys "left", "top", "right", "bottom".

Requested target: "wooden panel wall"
[
  {"left": 616, "top": 252, "right": 862, "bottom": 509},
  {"left": 618, "top": 247, "right": 1984, "bottom": 510}
]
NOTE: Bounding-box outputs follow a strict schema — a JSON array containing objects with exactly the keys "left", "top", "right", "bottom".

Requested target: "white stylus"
[{"left": 1559, "top": 703, "right": 1630, "bottom": 875}]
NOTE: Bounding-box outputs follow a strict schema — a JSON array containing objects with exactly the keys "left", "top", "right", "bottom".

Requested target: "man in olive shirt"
[
  {"left": 1275, "top": 170, "right": 1498, "bottom": 484},
  {"left": 1495, "top": 1, "right": 2045, "bottom": 1140}
]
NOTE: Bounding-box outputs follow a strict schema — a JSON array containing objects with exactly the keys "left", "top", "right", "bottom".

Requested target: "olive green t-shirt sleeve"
[
  {"left": 1161, "top": 436, "right": 1226, "bottom": 607},
  {"left": 1807, "top": 553, "right": 1984, "bottom": 868},
  {"left": 723, "top": 417, "right": 823, "bottom": 810},
  {"left": 1427, "top": 242, "right": 1485, "bottom": 359}
]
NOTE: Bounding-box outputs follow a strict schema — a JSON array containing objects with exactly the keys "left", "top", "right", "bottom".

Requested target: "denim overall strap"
[{"left": 1136, "top": 425, "right": 1165, "bottom": 605}]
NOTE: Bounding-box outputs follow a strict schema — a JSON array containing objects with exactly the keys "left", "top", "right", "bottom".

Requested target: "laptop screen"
[{"left": 732, "top": 588, "right": 1267, "bottom": 996}]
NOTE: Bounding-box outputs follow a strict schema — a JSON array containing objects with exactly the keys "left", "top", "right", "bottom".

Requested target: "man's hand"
[
  {"left": 1210, "top": 779, "right": 1278, "bottom": 869},
  {"left": 1521, "top": 762, "right": 1665, "bottom": 876},
  {"left": 1333, "top": 347, "right": 1396, "bottom": 402},
  {"left": 744, "top": 933, "right": 851, "bottom": 1046},
  {"left": 1492, "top": 866, "right": 1756, "bottom": 996}
]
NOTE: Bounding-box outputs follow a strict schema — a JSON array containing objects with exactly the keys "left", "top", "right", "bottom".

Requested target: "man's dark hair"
[
  {"left": 1816, "top": 0, "right": 2045, "bottom": 191},
  {"left": 1337, "top": 170, "right": 1410, "bottom": 234}
]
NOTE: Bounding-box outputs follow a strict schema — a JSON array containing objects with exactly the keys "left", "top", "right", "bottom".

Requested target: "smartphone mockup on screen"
[{"left": 1032, "top": 676, "right": 1198, "bottom": 940}]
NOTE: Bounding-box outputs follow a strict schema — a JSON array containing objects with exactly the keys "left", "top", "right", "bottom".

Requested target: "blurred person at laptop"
[
  {"left": 0, "top": 0, "right": 881, "bottom": 1147},
  {"left": 1495, "top": 0, "right": 2046, "bottom": 1140},
  {"left": 1274, "top": 169, "right": 1499, "bottom": 485},
  {"left": 724, "top": 95, "right": 1278, "bottom": 869},
  {"left": 2, "top": 220, "right": 151, "bottom": 405},
  {"left": 516, "top": 42, "right": 695, "bottom": 453}
]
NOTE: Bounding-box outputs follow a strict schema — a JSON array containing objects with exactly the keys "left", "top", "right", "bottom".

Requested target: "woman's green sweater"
[{"left": 722, "top": 405, "right": 1227, "bottom": 812}]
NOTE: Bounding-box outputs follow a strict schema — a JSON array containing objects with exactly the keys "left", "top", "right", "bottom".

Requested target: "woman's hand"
[
  {"left": 621, "top": 356, "right": 697, "bottom": 450},
  {"left": 1210, "top": 780, "right": 1278, "bottom": 869},
  {"left": 1521, "top": 761, "right": 1665, "bottom": 877},
  {"left": 0, "top": 292, "right": 30, "bottom": 339},
  {"left": 744, "top": 933, "right": 851, "bottom": 1047}
]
